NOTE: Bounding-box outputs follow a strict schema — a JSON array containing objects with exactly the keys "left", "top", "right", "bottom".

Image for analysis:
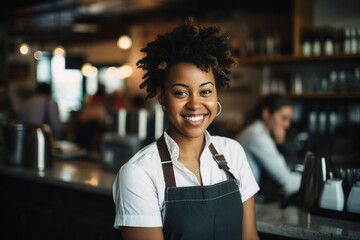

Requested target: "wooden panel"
[
  {"left": 0, "top": 174, "right": 122, "bottom": 240},
  {"left": 293, "top": 0, "right": 314, "bottom": 56}
]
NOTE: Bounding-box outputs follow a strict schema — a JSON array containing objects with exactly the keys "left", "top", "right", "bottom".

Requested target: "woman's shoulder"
[
  {"left": 211, "top": 135, "right": 240, "bottom": 145},
  {"left": 114, "top": 142, "right": 164, "bottom": 207},
  {"left": 210, "top": 135, "right": 244, "bottom": 154},
  {"left": 209, "top": 135, "right": 249, "bottom": 171},
  {"left": 123, "top": 141, "right": 160, "bottom": 167},
  {"left": 118, "top": 141, "right": 163, "bottom": 184}
]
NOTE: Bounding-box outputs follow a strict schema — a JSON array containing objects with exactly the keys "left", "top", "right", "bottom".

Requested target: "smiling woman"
[
  {"left": 157, "top": 62, "right": 218, "bottom": 142},
  {"left": 112, "top": 18, "right": 260, "bottom": 240}
]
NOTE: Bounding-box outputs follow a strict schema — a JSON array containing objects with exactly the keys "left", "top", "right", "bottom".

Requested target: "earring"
[
  {"left": 162, "top": 105, "right": 166, "bottom": 112},
  {"left": 216, "top": 102, "right": 222, "bottom": 117}
]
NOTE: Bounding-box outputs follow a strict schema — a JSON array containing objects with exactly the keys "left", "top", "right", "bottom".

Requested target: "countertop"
[
  {"left": 256, "top": 202, "right": 360, "bottom": 239},
  {"left": 0, "top": 160, "right": 116, "bottom": 196},
  {"left": 1, "top": 160, "right": 359, "bottom": 239}
]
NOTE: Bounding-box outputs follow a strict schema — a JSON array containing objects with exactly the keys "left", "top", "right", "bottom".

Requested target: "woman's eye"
[
  {"left": 174, "top": 91, "right": 187, "bottom": 97},
  {"left": 201, "top": 90, "right": 212, "bottom": 95}
]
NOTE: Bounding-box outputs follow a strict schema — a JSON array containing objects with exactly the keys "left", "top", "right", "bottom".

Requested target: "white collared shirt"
[{"left": 113, "top": 130, "right": 259, "bottom": 228}]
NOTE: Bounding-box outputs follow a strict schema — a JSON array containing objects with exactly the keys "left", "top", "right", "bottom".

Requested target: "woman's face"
[
  {"left": 157, "top": 62, "right": 218, "bottom": 141},
  {"left": 263, "top": 105, "right": 293, "bottom": 144},
  {"left": 264, "top": 105, "right": 293, "bottom": 130}
]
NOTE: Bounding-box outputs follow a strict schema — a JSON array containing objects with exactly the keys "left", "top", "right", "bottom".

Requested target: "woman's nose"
[
  {"left": 186, "top": 95, "right": 201, "bottom": 110},
  {"left": 284, "top": 120, "right": 291, "bottom": 129}
]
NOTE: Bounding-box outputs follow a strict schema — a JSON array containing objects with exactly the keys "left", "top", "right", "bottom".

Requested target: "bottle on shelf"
[
  {"left": 357, "top": 27, "right": 360, "bottom": 53},
  {"left": 343, "top": 27, "right": 352, "bottom": 54},
  {"left": 354, "top": 67, "right": 360, "bottom": 92},
  {"left": 323, "top": 27, "right": 334, "bottom": 56},
  {"left": 328, "top": 71, "right": 338, "bottom": 92},
  {"left": 348, "top": 67, "right": 360, "bottom": 92},
  {"left": 292, "top": 74, "right": 303, "bottom": 94},
  {"left": 333, "top": 28, "right": 342, "bottom": 55},
  {"left": 315, "top": 75, "right": 328, "bottom": 93},
  {"left": 301, "top": 28, "right": 312, "bottom": 57},
  {"left": 245, "top": 30, "right": 255, "bottom": 57},
  {"left": 265, "top": 34, "right": 275, "bottom": 56},
  {"left": 338, "top": 70, "right": 348, "bottom": 92},
  {"left": 350, "top": 27, "right": 358, "bottom": 54},
  {"left": 312, "top": 29, "right": 322, "bottom": 56}
]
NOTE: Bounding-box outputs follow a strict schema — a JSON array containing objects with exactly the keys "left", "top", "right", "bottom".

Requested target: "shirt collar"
[
  {"left": 163, "top": 130, "right": 212, "bottom": 161},
  {"left": 163, "top": 130, "right": 179, "bottom": 161},
  {"left": 204, "top": 130, "right": 212, "bottom": 149}
]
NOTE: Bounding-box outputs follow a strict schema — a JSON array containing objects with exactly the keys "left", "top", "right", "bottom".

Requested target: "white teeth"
[{"left": 184, "top": 115, "right": 204, "bottom": 121}]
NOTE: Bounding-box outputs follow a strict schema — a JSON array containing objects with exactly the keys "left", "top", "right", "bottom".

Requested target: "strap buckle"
[
  {"left": 212, "top": 154, "right": 226, "bottom": 164},
  {"left": 161, "top": 160, "right": 172, "bottom": 164}
]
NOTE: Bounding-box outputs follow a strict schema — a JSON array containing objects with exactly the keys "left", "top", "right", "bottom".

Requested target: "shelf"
[
  {"left": 285, "top": 92, "right": 360, "bottom": 100},
  {"left": 237, "top": 54, "right": 360, "bottom": 65}
]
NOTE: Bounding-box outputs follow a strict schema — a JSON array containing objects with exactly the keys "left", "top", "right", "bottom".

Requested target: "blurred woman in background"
[{"left": 236, "top": 94, "right": 301, "bottom": 201}]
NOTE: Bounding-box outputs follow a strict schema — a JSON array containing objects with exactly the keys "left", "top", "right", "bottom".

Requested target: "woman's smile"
[{"left": 182, "top": 113, "right": 209, "bottom": 125}]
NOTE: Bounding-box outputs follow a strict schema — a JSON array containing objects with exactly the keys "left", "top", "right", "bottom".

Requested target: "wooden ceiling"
[
  {"left": 0, "top": 0, "right": 292, "bottom": 44},
  {"left": 1, "top": 0, "right": 174, "bottom": 44}
]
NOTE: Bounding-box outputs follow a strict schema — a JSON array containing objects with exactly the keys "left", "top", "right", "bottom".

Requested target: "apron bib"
[{"left": 157, "top": 135, "right": 243, "bottom": 240}]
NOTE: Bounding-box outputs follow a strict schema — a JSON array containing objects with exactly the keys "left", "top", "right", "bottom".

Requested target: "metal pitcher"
[
  {"left": 299, "top": 152, "right": 333, "bottom": 210},
  {"left": 2, "top": 121, "right": 52, "bottom": 170}
]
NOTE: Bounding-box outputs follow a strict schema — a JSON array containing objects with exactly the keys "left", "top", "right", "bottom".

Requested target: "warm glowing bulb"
[
  {"left": 117, "top": 35, "right": 132, "bottom": 49},
  {"left": 107, "top": 66, "right": 118, "bottom": 76},
  {"left": 91, "top": 67, "right": 98, "bottom": 77},
  {"left": 34, "top": 51, "right": 42, "bottom": 60},
  {"left": 19, "top": 43, "right": 30, "bottom": 55},
  {"left": 81, "top": 63, "right": 98, "bottom": 77},
  {"left": 118, "top": 65, "right": 133, "bottom": 78},
  {"left": 53, "top": 46, "right": 66, "bottom": 56}
]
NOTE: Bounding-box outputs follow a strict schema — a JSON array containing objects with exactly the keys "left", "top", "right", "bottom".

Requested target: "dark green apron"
[{"left": 157, "top": 135, "right": 243, "bottom": 240}]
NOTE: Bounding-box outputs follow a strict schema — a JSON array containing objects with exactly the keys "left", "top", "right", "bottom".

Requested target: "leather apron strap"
[
  {"left": 157, "top": 135, "right": 176, "bottom": 188},
  {"left": 157, "top": 134, "right": 235, "bottom": 187},
  {"left": 208, "top": 143, "right": 236, "bottom": 180}
]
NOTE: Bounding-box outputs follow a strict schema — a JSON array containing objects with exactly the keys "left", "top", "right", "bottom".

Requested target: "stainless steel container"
[
  {"left": 2, "top": 122, "right": 27, "bottom": 167},
  {"left": 2, "top": 122, "right": 52, "bottom": 170},
  {"left": 100, "top": 132, "right": 143, "bottom": 172}
]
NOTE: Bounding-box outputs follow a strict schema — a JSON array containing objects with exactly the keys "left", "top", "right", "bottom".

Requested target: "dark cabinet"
[
  {"left": 0, "top": 175, "right": 122, "bottom": 240},
  {"left": 62, "top": 212, "right": 118, "bottom": 240},
  {"left": 0, "top": 199, "right": 54, "bottom": 240}
]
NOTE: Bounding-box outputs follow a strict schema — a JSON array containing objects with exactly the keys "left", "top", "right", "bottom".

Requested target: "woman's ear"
[
  {"left": 262, "top": 108, "right": 270, "bottom": 121},
  {"left": 157, "top": 87, "right": 164, "bottom": 106}
]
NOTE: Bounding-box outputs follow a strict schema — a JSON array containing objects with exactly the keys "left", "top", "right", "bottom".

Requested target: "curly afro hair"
[{"left": 137, "top": 18, "right": 237, "bottom": 99}]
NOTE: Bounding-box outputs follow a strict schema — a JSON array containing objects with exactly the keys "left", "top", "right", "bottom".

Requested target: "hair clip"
[{"left": 158, "top": 61, "right": 167, "bottom": 70}]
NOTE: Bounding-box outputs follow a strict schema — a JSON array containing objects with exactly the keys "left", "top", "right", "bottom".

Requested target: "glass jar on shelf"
[
  {"left": 301, "top": 28, "right": 312, "bottom": 57},
  {"left": 312, "top": 29, "right": 322, "bottom": 56},
  {"left": 323, "top": 27, "right": 334, "bottom": 56},
  {"left": 343, "top": 27, "right": 352, "bottom": 54},
  {"left": 357, "top": 27, "right": 360, "bottom": 53},
  {"left": 350, "top": 27, "right": 358, "bottom": 54}
]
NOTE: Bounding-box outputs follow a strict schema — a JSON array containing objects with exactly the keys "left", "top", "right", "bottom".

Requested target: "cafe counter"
[
  {"left": 0, "top": 160, "right": 122, "bottom": 240},
  {"left": 0, "top": 160, "right": 359, "bottom": 240}
]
